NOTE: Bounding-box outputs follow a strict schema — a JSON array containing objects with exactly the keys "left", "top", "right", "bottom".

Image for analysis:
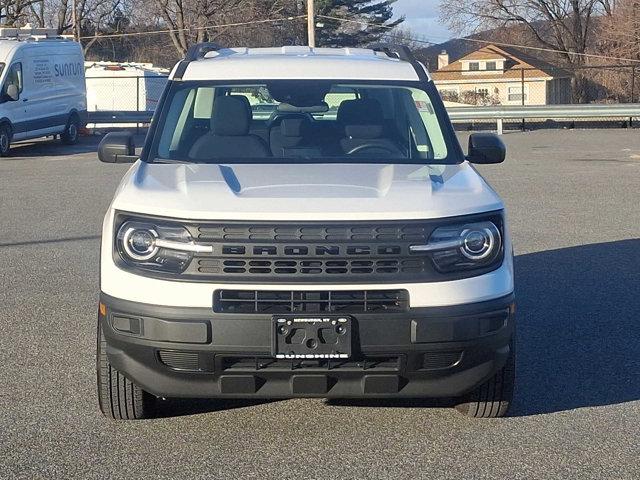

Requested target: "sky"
[{"left": 392, "top": 0, "right": 453, "bottom": 44}]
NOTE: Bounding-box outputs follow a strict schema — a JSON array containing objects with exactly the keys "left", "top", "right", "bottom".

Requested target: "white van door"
[
  {"left": 21, "top": 53, "right": 72, "bottom": 139},
  {"left": 0, "top": 61, "right": 28, "bottom": 140}
]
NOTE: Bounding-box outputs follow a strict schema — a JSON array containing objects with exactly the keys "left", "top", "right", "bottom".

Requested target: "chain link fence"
[
  {"left": 432, "top": 64, "right": 639, "bottom": 131},
  {"left": 84, "top": 65, "right": 639, "bottom": 131},
  {"left": 85, "top": 75, "right": 169, "bottom": 127}
]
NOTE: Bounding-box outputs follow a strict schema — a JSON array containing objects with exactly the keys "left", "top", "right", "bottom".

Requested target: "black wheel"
[
  {"left": 96, "top": 321, "right": 156, "bottom": 420},
  {"left": 455, "top": 340, "right": 515, "bottom": 418},
  {"left": 0, "top": 124, "right": 11, "bottom": 156},
  {"left": 61, "top": 114, "right": 80, "bottom": 145}
]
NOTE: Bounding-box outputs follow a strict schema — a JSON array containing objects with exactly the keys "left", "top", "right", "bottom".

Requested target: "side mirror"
[
  {"left": 98, "top": 132, "right": 137, "bottom": 163},
  {"left": 467, "top": 133, "right": 506, "bottom": 164},
  {"left": 5, "top": 84, "right": 19, "bottom": 101}
]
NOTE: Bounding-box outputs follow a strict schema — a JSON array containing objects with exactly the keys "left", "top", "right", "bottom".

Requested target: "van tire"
[
  {"left": 454, "top": 340, "right": 515, "bottom": 418},
  {"left": 97, "top": 322, "right": 157, "bottom": 420},
  {"left": 0, "top": 124, "right": 11, "bottom": 156},
  {"left": 61, "top": 114, "right": 80, "bottom": 145}
]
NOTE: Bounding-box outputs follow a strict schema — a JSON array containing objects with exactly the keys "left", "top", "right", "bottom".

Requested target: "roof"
[
  {"left": 0, "top": 37, "right": 80, "bottom": 60},
  {"left": 431, "top": 44, "right": 570, "bottom": 81},
  {"left": 85, "top": 61, "right": 169, "bottom": 77},
  {"left": 173, "top": 46, "right": 428, "bottom": 82}
]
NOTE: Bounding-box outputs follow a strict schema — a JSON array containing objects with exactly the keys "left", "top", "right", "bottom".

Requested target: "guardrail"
[
  {"left": 87, "top": 104, "right": 640, "bottom": 134},
  {"left": 447, "top": 104, "right": 640, "bottom": 134},
  {"left": 87, "top": 110, "right": 155, "bottom": 124}
]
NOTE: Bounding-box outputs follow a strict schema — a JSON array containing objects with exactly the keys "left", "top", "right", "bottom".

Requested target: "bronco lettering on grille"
[{"left": 219, "top": 245, "right": 402, "bottom": 256}]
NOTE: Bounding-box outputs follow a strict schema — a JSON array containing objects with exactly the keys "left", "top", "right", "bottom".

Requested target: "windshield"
[{"left": 150, "top": 80, "right": 458, "bottom": 164}]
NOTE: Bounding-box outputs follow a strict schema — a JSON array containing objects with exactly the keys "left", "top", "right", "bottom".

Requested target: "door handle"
[{"left": 22, "top": 98, "right": 28, "bottom": 102}]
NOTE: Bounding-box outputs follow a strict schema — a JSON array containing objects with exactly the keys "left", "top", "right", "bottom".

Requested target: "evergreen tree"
[{"left": 315, "top": 0, "right": 404, "bottom": 47}]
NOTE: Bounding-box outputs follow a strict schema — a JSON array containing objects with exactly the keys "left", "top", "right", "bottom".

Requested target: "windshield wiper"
[
  {"left": 151, "top": 157, "right": 452, "bottom": 165},
  {"left": 152, "top": 158, "right": 195, "bottom": 164}
]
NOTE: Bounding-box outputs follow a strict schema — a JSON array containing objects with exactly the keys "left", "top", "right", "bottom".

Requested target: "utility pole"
[
  {"left": 72, "top": 0, "right": 79, "bottom": 42},
  {"left": 307, "top": 0, "right": 315, "bottom": 48}
]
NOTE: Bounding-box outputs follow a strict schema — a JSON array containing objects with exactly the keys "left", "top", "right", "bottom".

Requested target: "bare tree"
[
  {"left": 587, "top": 0, "right": 640, "bottom": 101},
  {"left": 382, "top": 26, "right": 426, "bottom": 50},
  {"left": 141, "top": 0, "right": 311, "bottom": 57},
  {"left": 439, "top": 0, "right": 612, "bottom": 66},
  {"left": 599, "top": 0, "right": 640, "bottom": 60},
  {"left": 0, "top": 0, "right": 43, "bottom": 25}
]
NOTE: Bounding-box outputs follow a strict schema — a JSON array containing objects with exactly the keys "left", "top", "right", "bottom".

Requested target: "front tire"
[
  {"left": 61, "top": 114, "right": 80, "bottom": 145},
  {"left": 96, "top": 322, "right": 156, "bottom": 420},
  {"left": 455, "top": 341, "right": 515, "bottom": 418},
  {"left": 0, "top": 124, "right": 11, "bottom": 156}
]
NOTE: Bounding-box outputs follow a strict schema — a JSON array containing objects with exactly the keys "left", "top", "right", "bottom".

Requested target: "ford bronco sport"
[{"left": 96, "top": 44, "right": 515, "bottom": 419}]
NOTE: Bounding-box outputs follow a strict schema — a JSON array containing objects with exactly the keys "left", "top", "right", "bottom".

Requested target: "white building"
[{"left": 432, "top": 45, "right": 572, "bottom": 106}]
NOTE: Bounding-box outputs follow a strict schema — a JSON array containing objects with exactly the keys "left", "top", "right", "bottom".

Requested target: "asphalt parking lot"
[{"left": 1, "top": 129, "right": 639, "bottom": 479}]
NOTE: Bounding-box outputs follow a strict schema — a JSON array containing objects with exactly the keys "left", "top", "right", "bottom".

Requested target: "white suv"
[{"left": 96, "top": 44, "right": 515, "bottom": 420}]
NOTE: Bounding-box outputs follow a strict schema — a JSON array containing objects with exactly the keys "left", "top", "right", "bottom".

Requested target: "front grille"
[
  {"left": 214, "top": 289, "right": 410, "bottom": 314},
  {"left": 421, "top": 351, "right": 463, "bottom": 370},
  {"left": 220, "top": 355, "right": 402, "bottom": 372},
  {"left": 114, "top": 213, "right": 505, "bottom": 284},
  {"left": 182, "top": 220, "right": 437, "bottom": 283},
  {"left": 158, "top": 350, "right": 201, "bottom": 371},
  {"left": 198, "top": 257, "right": 428, "bottom": 276}
]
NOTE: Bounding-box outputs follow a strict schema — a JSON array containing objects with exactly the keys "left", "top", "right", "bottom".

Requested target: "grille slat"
[
  {"left": 197, "top": 224, "right": 429, "bottom": 243},
  {"left": 214, "top": 289, "right": 409, "bottom": 314},
  {"left": 221, "top": 356, "right": 402, "bottom": 372},
  {"left": 158, "top": 351, "right": 200, "bottom": 371},
  {"left": 196, "top": 257, "right": 426, "bottom": 277}
]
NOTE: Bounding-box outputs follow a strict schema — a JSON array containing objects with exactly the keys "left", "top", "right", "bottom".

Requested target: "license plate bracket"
[{"left": 272, "top": 315, "right": 352, "bottom": 359}]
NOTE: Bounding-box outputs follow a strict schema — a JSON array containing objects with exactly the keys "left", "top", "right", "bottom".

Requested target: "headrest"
[
  {"left": 211, "top": 96, "right": 251, "bottom": 136},
  {"left": 281, "top": 118, "right": 309, "bottom": 137},
  {"left": 337, "top": 99, "right": 384, "bottom": 126},
  {"left": 345, "top": 124, "right": 384, "bottom": 139}
]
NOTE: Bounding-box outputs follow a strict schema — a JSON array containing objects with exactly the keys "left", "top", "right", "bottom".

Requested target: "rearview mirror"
[
  {"left": 5, "top": 84, "right": 19, "bottom": 101},
  {"left": 467, "top": 133, "right": 506, "bottom": 165},
  {"left": 98, "top": 132, "right": 137, "bottom": 163}
]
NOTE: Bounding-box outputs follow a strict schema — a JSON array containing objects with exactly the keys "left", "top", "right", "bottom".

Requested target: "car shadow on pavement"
[
  {"left": 154, "top": 398, "right": 278, "bottom": 418},
  {"left": 4, "top": 137, "right": 101, "bottom": 158},
  {"left": 329, "top": 240, "right": 640, "bottom": 416},
  {"left": 4, "top": 132, "right": 146, "bottom": 159},
  {"left": 87, "top": 239, "right": 640, "bottom": 419},
  {"left": 510, "top": 239, "right": 640, "bottom": 416}
]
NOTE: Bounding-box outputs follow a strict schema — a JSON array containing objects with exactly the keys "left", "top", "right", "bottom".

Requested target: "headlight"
[
  {"left": 121, "top": 226, "right": 159, "bottom": 261},
  {"left": 116, "top": 220, "right": 210, "bottom": 273},
  {"left": 411, "top": 221, "right": 502, "bottom": 272}
]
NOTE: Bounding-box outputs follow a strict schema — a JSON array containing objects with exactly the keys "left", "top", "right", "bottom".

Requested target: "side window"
[
  {"left": 3, "top": 62, "right": 23, "bottom": 95},
  {"left": 409, "top": 88, "right": 448, "bottom": 160},
  {"left": 193, "top": 87, "right": 215, "bottom": 119}
]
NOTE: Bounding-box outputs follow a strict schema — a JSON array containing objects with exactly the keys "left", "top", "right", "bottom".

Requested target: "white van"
[{"left": 0, "top": 27, "right": 86, "bottom": 156}]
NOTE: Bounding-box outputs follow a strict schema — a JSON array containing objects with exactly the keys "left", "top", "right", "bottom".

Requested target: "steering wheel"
[{"left": 346, "top": 144, "right": 396, "bottom": 156}]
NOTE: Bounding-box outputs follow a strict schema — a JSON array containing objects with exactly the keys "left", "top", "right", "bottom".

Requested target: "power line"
[
  {"left": 316, "top": 14, "right": 640, "bottom": 64},
  {"left": 79, "top": 15, "right": 307, "bottom": 41},
  {"left": 78, "top": 10, "right": 640, "bottom": 65}
]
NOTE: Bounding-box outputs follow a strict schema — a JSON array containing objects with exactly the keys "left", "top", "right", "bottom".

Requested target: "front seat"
[
  {"left": 189, "top": 96, "right": 270, "bottom": 159},
  {"left": 269, "top": 116, "right": 319, "bottom": 157},
  {"left": 337, "top": 99, "right": 402, "bottom": 156}
]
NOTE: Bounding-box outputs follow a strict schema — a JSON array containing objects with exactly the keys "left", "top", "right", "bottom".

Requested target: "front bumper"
[{"left": 99, "top": 292, "right": 515, "bottom": 399}]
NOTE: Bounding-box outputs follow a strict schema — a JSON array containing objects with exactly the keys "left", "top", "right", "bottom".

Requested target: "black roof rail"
[
  {"left": 174, "top": 42, "right": 224, "bottom": 80},
  {"left": 369, "top": 43, "right": 429, "bottom": 82},
  {"left": 185, "top": 42, "right": 223, "bottom": 61}
]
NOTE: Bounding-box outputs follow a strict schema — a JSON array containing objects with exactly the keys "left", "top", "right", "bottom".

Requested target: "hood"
[{"left": 111, "top": 162, "right": 504, "bottom": 221}]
